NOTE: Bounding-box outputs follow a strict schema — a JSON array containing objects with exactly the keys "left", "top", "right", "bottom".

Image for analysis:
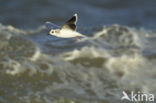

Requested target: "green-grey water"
[
  {"left": 0, "top": 23, "right": 156, "bottom": 103},
  {"left": 1, "top": 0, "right": 156, "bottom": 103}
]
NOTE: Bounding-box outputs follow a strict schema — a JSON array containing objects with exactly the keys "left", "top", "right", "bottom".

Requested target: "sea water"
[{"left": 0, "top": 23, "right": 156, "bottom": 103}]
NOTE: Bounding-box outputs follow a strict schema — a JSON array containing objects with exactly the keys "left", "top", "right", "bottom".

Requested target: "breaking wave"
[{"left": 0, "top": 23, "right": 156, "bottom": 103}]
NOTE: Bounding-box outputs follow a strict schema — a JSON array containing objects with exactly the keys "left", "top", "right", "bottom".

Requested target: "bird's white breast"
[{"left": 56, "top": 29, "right": 84, "bottom": 38}]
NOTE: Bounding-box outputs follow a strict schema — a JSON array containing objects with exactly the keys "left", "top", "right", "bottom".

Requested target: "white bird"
[{"left": 45, "top": 14, "right": 86, "bottom": 39}]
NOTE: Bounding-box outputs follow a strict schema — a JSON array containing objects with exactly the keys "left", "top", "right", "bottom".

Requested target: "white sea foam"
[
  {"left": 0, "top": 24, "right": 156, "bottom": 103},
  {"left": 30, "top": 47, "right": 41, "bottom": 61}
]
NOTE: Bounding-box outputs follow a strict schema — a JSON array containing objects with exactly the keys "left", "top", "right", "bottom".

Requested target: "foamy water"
[{"left": 0, "top": 23, "right": 156, "bottom": 103}]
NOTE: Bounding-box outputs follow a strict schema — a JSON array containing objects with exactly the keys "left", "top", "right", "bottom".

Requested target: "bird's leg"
[{"left": 75, "top": 36, "right": 81, "bottom": 39}]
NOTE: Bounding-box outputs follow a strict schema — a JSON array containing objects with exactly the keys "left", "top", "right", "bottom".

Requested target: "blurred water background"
[{"left": 0, "top": 0, "right": 156, "bottom": 103}]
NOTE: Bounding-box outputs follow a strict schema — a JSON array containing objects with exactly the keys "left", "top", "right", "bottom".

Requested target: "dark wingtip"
[
  {"left": 61, "top": 13, "right": 78, "bottom": 31},
  {"left": 66, "top": 13, "right": 78, "bottom": 24}
]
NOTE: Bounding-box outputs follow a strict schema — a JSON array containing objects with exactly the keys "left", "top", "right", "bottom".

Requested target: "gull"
[{"left": 45, "top": 13, "right": 86, "bottom": 39}]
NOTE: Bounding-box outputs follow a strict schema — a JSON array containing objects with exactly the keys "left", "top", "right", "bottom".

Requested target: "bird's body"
[
  {"left": 45, "top": 14, "right": 86, "bottom": 39},
  {"left": 51, "top": 29, "right": 86, "bottom": 38}
]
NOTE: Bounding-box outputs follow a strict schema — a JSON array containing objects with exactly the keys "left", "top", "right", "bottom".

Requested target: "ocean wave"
[{"left": 0, "top": 23, "right": 156, "bottom": 102}]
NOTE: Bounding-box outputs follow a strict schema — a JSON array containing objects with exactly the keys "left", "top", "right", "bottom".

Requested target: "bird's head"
[{"left": 49, "top": 29, "right": 60, "bottom": 36}]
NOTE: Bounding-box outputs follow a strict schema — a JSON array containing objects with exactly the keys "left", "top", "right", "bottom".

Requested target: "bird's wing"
[
  {"left": 45, "top": 21, "right": 61, "bottom": 30},
  {"left": 61, "top": 13, "right": 78, "bottom": 31}
]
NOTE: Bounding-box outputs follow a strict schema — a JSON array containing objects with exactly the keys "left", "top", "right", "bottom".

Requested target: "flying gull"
[{"left": 45, "top": 14, "right": 86, "bottom": 39}]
